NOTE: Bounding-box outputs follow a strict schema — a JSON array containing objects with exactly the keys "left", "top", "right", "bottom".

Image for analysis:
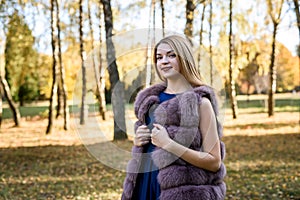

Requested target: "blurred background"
[{"left": 0, "top": 0, "right": 299, "bottom": 199}]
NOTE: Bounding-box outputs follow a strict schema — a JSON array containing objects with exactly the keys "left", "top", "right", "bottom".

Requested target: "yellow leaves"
[
  {"left": 1, "top": 109, "right": 299, "bottom": 199},
  {"left": 224, "top": 132, "right": 300, "bottom": 199}
]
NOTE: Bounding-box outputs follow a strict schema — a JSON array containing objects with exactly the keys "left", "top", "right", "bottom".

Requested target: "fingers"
[
  {"left": 134, "top": 125, "right": 151, "bottom": 146},
  {"left": 153, "top": 123, "right": 163, "bottom": 130},
  {"left": 136, "top": 125, "right": 151, "bottom": 134}
]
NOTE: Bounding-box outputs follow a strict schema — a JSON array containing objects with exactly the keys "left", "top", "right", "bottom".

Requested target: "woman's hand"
[
  {"left": 151, "top": 124, "right": 172, "bottom": 149},
  {"left": 134, "top": 125, "right": 151, "bottom": 146}
]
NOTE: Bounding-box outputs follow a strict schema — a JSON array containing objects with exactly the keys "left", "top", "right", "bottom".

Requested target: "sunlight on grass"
[{"left": 1, "top": 106, "right": 299, "bottom": 199}]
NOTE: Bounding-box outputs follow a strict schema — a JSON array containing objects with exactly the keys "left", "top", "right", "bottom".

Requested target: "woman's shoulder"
[{"left": 192, "top": 85, "right": 220, "bottom": 114}]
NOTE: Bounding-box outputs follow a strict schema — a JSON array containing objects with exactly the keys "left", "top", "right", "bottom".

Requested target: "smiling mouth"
[{"left": 161, "top": 67, "right": 172, "bottom": 71}]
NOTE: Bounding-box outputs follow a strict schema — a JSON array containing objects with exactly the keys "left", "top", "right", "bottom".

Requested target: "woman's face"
[{"left": 156, "top": 43, "right": 181, "bottom": 80}]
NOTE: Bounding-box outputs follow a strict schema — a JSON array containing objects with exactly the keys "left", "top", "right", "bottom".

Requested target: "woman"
[{"left": 122, "top": 35, "right": 226, "bottom": 200}]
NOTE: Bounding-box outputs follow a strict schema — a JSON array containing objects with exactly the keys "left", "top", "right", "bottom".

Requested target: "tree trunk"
[
  {"left": 56, "top": 83, "right": 62, "bottom": 118},
  {"left": 55, "top": 0, "right": 69, "bottom": 130},
  {"left": 97, "top": 2, "right": 107, "bottom": 120},
  {"left": 46, "top": 0, "right": 58, "bottom": 134},
  {"left": 0, "top": 89, "right": 2, "bottom": 128},
  {"left": 228, "top": 0, "right": 238, "bottom": 119},
  {"left": 208, "top": 1, "right": 213, "bottom": 86},
  {"left": 145, "top": 0, "right": 156, "bottom": 88},
  {"left": 0, "top": 76, "right": 21, "bottom": 126},
  {"left": 88, "top": 0, "right": 104, "bottom": 119},
  {"left": 99, "top": 75, "right": 106, "bottom": 120},
  {"left": 79, "top": 0, "right": 87, "bottom": 125},
  {"left": 267, "top": 0, "right": 284, "bottom": 117},
  {"left": 160, "top": 0, "right": 165, "bottom": 37},
  {"left": 184, "top": 0, "right": 195, "bottom": 38},
  {"left": 101, "top": 0, "right": 127, "bottom": 140},
  {"left": 46, "top": 77, "right": 57, "bottom": 134},
  {"left": 268, "top": 23, "right": 278, "bottom": 117},
  {"left": 197, "top": 2, "right": 206, "bottom": 67}
]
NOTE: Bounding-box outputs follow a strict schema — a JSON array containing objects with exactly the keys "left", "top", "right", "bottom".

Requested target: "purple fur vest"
[{"left": 122, "top": 84, "right": 226, "bottom": 200}]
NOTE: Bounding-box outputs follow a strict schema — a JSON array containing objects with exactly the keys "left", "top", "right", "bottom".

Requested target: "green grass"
[
  {"left": 2, "top": 106, "right": 49, "bottom": 119},
  {"left": 0, "top": 142, "right": 127, "bottom": 200},
  {"left": 2, "top": 103, "right": 136, "bottom": 119},
  {"left": 234, "top": 99, "right": 300, "bottom": 109},
  {"left": 224, "top": 134, "right": 300, "bottom": 199},
  {"left": 2, "top": 97, "right": 299, "bottom": 119},
  {"left": 1, "top": 95, "right": 299, "bottom": 199},
  {"left": 0, "top": 134, "right": 299, "bottom": 199}
]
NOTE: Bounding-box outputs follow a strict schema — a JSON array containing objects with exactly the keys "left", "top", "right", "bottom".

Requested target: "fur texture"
[{"left": 122, "top": 84, "right": 226, "bottom": 200}]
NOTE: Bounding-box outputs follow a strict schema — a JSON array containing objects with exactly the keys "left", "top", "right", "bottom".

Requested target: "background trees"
[
  {"left": 0, "top": 0, "right": 298, "bottom": 130},
  {"left": 5, "top": 12, "right": 39, "bottom": 106}
]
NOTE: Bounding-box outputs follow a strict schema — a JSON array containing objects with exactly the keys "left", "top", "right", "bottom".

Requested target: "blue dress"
[{"left": 132, "top": 92, "right": 176, "bottom": 200}]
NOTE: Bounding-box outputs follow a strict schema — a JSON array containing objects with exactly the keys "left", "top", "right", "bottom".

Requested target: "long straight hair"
[{"left": 153, "top": 35, "right": 204, "bottom": 87}]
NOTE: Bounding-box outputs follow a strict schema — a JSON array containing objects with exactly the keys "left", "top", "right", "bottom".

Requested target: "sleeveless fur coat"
[{"left": 122, "top": 83, "right": 226, "bottom": 200}]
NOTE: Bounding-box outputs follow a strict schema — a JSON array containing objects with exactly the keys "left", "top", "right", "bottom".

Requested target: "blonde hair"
[{"left": 153, "top": 35, "right": 204, "bottom": 87}]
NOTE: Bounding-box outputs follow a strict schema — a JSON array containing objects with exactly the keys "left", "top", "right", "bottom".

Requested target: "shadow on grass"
[
  {"left": 0, "top": 142, "right": 131, "bottom": 200},
  {"left": 224, "top": 122, "right": 299, "bottom": 130},
  {"left": 0, "top": 134, "right": 299, "bottom": 199},
  {"left": 224, "top": 133, "right": 300, "bottom": 200}
]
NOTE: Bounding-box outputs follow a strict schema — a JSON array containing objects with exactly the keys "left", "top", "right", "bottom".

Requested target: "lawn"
[{"left": 0, "top": 101, "right": 299, "bottom": 199}]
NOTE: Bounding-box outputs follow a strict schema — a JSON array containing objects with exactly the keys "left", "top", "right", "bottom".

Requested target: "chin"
[{"left": 162, "top": 72, "right": 181, "bottom": 80}]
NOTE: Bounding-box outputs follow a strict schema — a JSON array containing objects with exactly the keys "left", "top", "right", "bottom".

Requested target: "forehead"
[{"left": 156, "top": 43, "right": 173, "bottom": 53}]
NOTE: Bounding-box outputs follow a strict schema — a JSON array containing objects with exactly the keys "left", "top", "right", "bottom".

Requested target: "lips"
[{"left": 161, "top": 67, "right": 172, "bottom": 71}]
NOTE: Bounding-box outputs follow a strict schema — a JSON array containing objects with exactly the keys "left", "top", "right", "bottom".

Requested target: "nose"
[{"left": 161, "top": 55, "right": 169, "bottom": 64}]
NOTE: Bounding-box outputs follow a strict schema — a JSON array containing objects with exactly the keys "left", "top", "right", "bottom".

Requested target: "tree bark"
[
  {"left": 184, "top": 0, "right": 196, "bottom": 38},
  {"left": 0, "top": 76, "right": 21, "bottom": 126},
  {"left": 267, "top": 0, "right": 284, "bottom": 117},
  {"left": 268, "top": 22, "right": 278, "bottom": 117},
  {"left": 197, "top": 2, "right": 206, "bottom": 69},
  {"left": 0, "top": 89, "right": 2, "bottom": 128},
  {"left": 101, "top": 0, "right": 127, "bottom": 140},
  {"left": 199, "top": 3, "right": 206, "bottom": 47},
  {"left": 79, "top": 0, "right": 87, "bottom": 125},
  {"left": 56, "top": 84, "right": 62, "bottom": 118},
  {"left": 55, "top": 0, "right": 69, "bottom": 130},
  {"left": 46, "top": 0, "right": 58, "bottom": 134},
  {"left": 228, "top": 0, "right": 238, "bottom": 119},
  {"left": 160, "top": 0, "right": 165, "bottom": 37},
  {"left": 97, "top": 2, "right": 107, "bottom": 120},
  {"left": 208, "top": 1, "right": 213, "bottom": 86},
  {"left": 145, "top": 0, "right": 156, "bottom": 88},
  {"left": 88, "top": 0, "right": 105, "bottom": 120}
]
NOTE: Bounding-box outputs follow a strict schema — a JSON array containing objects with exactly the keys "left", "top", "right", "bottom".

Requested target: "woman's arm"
[{"left": 151, "top": 97, "right": 221, "bottom": 172}]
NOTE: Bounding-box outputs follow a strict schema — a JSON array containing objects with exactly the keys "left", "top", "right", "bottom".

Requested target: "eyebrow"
[{"left": 156, "top": 50, "right": 174, "bottom": 55}]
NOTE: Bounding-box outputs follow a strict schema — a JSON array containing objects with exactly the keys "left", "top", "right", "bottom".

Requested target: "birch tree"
[
  {"left": 160, "top": 0, "right": 165, "bottom": 37},
  {"left": 79, "top": 0, "right": 86, "bottom": 125},
  {"left": 101, "top": 0, "right": 127, "bottom": 140},
  {"left": 184, "top": 0, "right": 196, "bottom": 38},
  {"left": 97, "top": 2, "right": 107, "bottom": 120},
  {"left": 266, "top": 0, "right": 284, "bottom": 117},
  {"left": 46, "top": 0, "right": 58, "bottom": 134},
  {"left": 0, "top": 76, "right": 21, "bottom": 126},
  {"left": 198, "top": 2, "right": 206, "bottom": 66},
  {"left": 88, "top": 0, "right": 106, "bottom": 120},
  {"left": 55, "top": 0, "right": 69, "bottom": 130},
  {"left": 228, "top": 0, "right": 238, "bottom": 119}
]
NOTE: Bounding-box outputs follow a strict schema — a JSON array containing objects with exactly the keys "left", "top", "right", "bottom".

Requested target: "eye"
[
  {"left": 168, "top": 53, "right": 176, "bottom": 58},
  {"left": 156, "top": 56, "right": 163, "bottom": 60}
]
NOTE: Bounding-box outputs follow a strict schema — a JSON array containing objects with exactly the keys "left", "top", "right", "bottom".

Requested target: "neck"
[{"left": 165, "top": 78, "right": 193, "bottom": 94}]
